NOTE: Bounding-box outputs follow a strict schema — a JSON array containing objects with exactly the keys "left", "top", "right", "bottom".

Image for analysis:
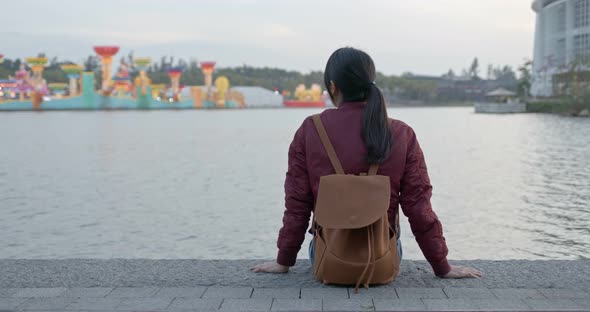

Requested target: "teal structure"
[
  {"left": 82, "top": 72, "right": 95, "bottom": 109},
  {"left": 0, "top": 74, "right": 241, "bottom": 111},
  {"left": 136, "top": 86, "right": 152, "bottom": 109}
]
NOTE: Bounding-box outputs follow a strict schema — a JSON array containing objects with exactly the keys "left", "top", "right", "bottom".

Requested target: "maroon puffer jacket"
[{"left": 276, "top": 101, "right": 451, "bottom": 277}]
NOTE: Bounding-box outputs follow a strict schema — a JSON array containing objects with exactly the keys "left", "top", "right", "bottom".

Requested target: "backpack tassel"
[
  {"left": 365, "top": 226, "right": 376, "bottom": 288},
  {"left": 354, "top": 227, "right": 375, "bottom": 293}
]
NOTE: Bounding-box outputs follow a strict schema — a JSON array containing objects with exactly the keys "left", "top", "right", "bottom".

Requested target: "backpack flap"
[{"left": 315, "top": 174, "right": 391, "bottom": 229}]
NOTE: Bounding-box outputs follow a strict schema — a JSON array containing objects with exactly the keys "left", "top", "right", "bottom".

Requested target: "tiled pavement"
[
  {"left": 0, "top": 286, "right": 588, "bottom": 311},
  {"left": 1, "top": 260, "right": 589, "bottom": 311}
]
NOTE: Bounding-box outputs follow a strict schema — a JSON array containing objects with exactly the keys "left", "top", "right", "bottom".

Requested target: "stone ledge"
[
  {"left": 0, "top": 261, "right": 589, "bottom": 312},
  {"left": 0, "top": 259, "right": 589, "bottom": 289}
]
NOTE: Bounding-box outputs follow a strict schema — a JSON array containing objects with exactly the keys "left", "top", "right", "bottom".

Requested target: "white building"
[
  {"left": 532, "top": 0, "right": 590, "bottom": 96},
  {"left": 230, "top": 86, "right": 284, "bottom": 108}
]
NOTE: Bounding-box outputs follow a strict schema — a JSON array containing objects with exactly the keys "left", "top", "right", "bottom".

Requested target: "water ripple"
[{"left": 0, "top": 108, "right": 588, "bottom": 260}]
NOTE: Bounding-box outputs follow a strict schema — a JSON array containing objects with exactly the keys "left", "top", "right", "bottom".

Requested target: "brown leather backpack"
[{"left": 311, "top": 114, "right": 400, "bottom": 292}]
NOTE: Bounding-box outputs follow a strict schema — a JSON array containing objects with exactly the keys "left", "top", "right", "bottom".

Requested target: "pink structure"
[{"left": 15, "top": 64, "right": 31, "bottom": 101}]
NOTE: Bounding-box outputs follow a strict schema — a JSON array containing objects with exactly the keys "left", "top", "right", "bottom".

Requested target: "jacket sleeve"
[
  {"left": 399, "top": 128, "right": 451, "bottom": 276},
  {"left": 276, "top": 122, "right": 314, "bottom": 267}
]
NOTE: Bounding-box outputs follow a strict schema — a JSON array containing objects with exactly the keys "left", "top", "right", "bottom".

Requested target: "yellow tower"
[
  {"left": 214, "top": 76, "right": 230, "bottom": 108},
  {"left": 133, "top": 57, "right": 152, "bottom": 96}
]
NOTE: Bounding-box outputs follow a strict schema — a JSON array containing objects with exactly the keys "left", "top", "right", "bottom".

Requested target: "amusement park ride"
[
  {"left": 284, "top": 83, "right": 326, "bottom": 108},
  {"left": 0, "top": 45, "right": 327, "bottom": 110},
  {"left": 0, "top": 46, "right": 245, "bottom": 110}
]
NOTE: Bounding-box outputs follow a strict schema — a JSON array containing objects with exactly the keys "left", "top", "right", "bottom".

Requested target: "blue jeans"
[{"left": 309, "top": 228, "right": 403, "bottom": 265}]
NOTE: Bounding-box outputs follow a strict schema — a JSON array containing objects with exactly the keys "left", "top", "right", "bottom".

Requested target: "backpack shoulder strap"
[
  {"left": 312, "top": 114, "right": 345, "bottom": 175},
  {"left": 368, "top": 164, "right": 379, "bottom": 176}
]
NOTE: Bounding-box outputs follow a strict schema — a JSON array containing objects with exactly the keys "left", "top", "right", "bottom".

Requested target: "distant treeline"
[{"left": 0, "top": 53, "right": 528, "bottom": 103}]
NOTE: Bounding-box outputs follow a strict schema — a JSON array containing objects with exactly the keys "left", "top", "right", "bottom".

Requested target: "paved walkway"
[{"left": 0, "top": 260, "right": 588, "bottom": 311}]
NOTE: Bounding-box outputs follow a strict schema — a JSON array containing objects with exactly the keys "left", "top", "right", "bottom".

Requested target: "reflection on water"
[
  {"left": 0, "top": 108, "right": 588, "bottom": 260},
  {"left": 519, "top": 115, "right": 590, "bottom": 259}
]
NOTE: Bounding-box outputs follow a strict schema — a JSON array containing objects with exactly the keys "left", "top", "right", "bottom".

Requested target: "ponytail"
[{"left": 363, "top": 83, "right": 392, "bottom": 164}]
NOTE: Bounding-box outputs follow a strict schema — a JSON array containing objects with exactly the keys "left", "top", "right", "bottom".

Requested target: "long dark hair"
[{"left": 324, "top": 47, "right": 392, "bottom": 164}]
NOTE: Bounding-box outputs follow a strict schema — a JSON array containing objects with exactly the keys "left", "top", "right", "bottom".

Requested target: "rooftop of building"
[{"left": 532, "top": 0, "right": 569, "bottom": 12}]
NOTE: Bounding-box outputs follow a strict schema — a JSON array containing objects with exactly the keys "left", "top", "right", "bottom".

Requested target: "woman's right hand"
[
  {"left": 250, "top": 261, "right": 289, "bottom": 274},
  {"left": 441, "top": 265, "right": 483, "bottom": 279}
]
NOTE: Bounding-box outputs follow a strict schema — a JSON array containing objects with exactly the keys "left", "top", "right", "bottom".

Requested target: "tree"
[
  {"left": 127, "top": 51, "right": 134, "bottom": 68},
  {"left": 517, "top": 60, "right": 532, "bottom": 98},
  {"left": 550, "top": 56, "right": 590, "bottom": 113},
  {"left": 83, "top": 55, "right": 99, "bottom": 72},
  {"left": 443, "top": 69, "right": 456, "bottom": 79},
  {"left": 14, "top": 58, "right": 21, "bottom": 72},
  {"left": 494, "top": 66, "right": 517, "bottom": 82},
  {"left": 487, "top": 64, "right": 494, "bottom": 80},
  {"left": 469, "top": 57, "right": 480, "bottom": 80},
  {"left": 461, "top": 68, "right": 470, "bottom": 79},
  {"left": 561, "top": 57, "right": 590, "bottom": 100}
]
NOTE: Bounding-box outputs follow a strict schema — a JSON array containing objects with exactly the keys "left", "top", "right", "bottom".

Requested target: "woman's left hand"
[
  {"left": 251, "top": 261, "right": 289, "bottom": 273},
  {"left": 441, "top": 265, "right": 483, "bottom": 279}
]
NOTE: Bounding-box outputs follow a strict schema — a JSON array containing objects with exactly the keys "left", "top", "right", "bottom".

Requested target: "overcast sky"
[{"left": 2, "top": 0, "right": 536, "bottom": 76}]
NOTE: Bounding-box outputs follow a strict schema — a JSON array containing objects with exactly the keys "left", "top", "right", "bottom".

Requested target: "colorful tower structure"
[
  {"left": 167, "top": 67, "right": 183, "bottom": 102},
  {"left": 25, "top": 57, "right": 48, "bottom": 87},
  {"left": 133, "top": 57, "right": 151, "bottom": 96},
  {"left": 93, "top": 46, "right": 120, "bottom": 94},
  {"left": 134, "top": 58, "right": 152, "bottom": 108},
  {"left": 112, "top": 59, "right": 131, "bottom": 97},
  {"left": 0, "top": 54, "right": 4, "bottom": 64},
  {"left": 61, "top": 64, "right": 83, "bottom": 96},
  {"left": 134, "top": 57, "right": 151, "bottom": 72},
  {"left": 214, "top": 76, "right": 229, "bottom": 108},
  {"left": 48, "top": 83, "right": 68, "bottom": 98},
  {"left": 284, "top": 83, "right": 326, "bottom": 108},
  {"left": 25, "top": 57, "right": 48, "bottom": 109},
  {"left": 113, "top": 78, "right": 130, "bottom": 97},
  {"left": 190, "top": 87, "right": 203, "bottom": 108},
  {"left": 200, "top": 62, "right": 216, "bottom": 100},
  {"left": 15, "top": 64, "right": 30, "bottom": 101}
]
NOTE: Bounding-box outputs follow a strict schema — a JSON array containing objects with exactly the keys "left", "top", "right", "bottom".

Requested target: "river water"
[{"left": 0, "top": 107, "right": 588, "bottom": 260}]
